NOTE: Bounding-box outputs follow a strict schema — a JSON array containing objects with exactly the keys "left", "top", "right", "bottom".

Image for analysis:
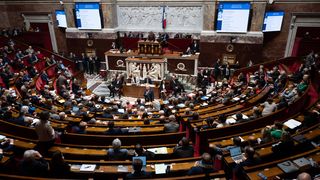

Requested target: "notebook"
[
  {"left": 132, "top": 156, "right": 146, "bottom": 170},
  {"left": 277, "top": 161, "right": 299, "bottom": 173},
  {"left": 229, "top": 147, "right": 244, "bottom": 163}
]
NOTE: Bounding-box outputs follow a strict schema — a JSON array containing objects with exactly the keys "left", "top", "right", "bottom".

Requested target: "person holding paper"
[{"left": 126, "top": 158, "right": 151, "bottom": 179}]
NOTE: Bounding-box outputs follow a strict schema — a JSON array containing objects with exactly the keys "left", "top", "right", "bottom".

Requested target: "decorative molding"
[
  {"left": 117, "top": 6, "right": 203, "bottom": 32},
  {"left": 65, "top": 28, "right": 117, "bottom": 39},
  {"left": 200, "top": 31, "right": 264, "bottom": 44}
]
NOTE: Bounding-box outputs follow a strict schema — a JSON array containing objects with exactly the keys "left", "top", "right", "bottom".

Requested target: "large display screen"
[
  {"left": 262, "top": 11, "right": 284, "bottom": 32},
  {"left": 75, "top": 2, "right": 102, "bottom": 30},
  {"left": 55, "top": 10, "right": 67, "bottom": 28},
  {"left": 216, "top": 2, "right": 251, "bottom": 33}
]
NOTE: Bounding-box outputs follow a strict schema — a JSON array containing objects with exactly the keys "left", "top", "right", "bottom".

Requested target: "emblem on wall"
[
  {"left": 226, "top": 44, "right": 234, "bottom": 52},
  {"left": 176, "top": 63, "right": 187, "bottom": 71},
  {"left": 87, "top": 40, "right": 93, "bottom": 47},
  {"left": 116, "top": 59, "right": 125, "bottom": 67}
]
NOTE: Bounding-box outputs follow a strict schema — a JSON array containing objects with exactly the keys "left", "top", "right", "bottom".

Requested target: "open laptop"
[
  {"left": 229, "top": 147, "right": 244, "bottom": 163},
  {"left": 132, "top": 156, "right": 146, "bottom": 170}
]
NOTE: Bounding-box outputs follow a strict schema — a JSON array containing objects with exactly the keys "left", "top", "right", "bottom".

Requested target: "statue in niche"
[
  {"left": 130, "top": 62, "right": 141, "bottom": 83},
  {"left": 148, "top": 63, "right": 161, "bottom": 80}
]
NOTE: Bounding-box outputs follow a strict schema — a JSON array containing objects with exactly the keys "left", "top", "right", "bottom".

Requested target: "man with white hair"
[
  {"left": 107, "top": 138, "right": 128, "bottom": 160},
  {"left": 20, "top": 150, "right": 49, "bottom": 176},
  {"left": 143, "top": 85, "right": 154, "bottom": 102},
  {"left": 164, "top": 115, "right": 180, "bottom": 133}
]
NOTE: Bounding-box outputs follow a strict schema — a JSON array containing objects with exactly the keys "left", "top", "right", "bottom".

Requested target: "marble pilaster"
[
  {"left": 203, "top": 2, "right": 216, "bottom": 31},
  {"left": 250, "top": 2, "right": 267, "bottom": 32}
]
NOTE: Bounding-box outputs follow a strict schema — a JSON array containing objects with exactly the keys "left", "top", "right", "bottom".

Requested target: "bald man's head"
[{"left": 297, "top": 172, "right": 311, "bottom": 180}]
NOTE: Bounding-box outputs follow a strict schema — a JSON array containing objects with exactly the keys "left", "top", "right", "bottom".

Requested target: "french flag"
[{"left": 162, "top": 6, "right": 167, "bottom": 29}]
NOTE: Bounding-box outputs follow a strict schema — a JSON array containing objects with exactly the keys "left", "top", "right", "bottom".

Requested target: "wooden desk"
[
  {"left": 123, "top": 84, "right": 159, "bottom": 99},
  {"left": 246, "top": 149, "right": 320, "bottom": 180},
  {"left": 86, "top": 126, "right": 164, "bottom": 134},
  {"left": 138, "top": 40, "right": 162, "bottom": 55},
  {"left": 105, "top": 51, "right": 198, "bottom": 75}
]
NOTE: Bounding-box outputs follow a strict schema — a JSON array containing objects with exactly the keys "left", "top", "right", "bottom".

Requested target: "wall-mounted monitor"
[
  {"left": 55, "top": 10, "right": 67, "bottom": 28},
  {"left": 75, "top": 2, "right": 102, "bottom": 30},
  {"left": 216, "top": 2, "right": 251, "bottom": 33},
  {"left": 262, "top": 11, "right": 284, "bottom": 32}
]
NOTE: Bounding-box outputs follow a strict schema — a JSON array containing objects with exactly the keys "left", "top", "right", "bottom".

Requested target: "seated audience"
[
  {"left": 270, "top": 122, "right": 284, "bottom": 140},
  {"left": 126, "top": 158, "right": 151, "bottom": 179},
  {"left": 297, "top": 172, "right": 312, "bottom": 180},
  {"left": 173, "top": 137, "right": 194, "bottom": 158},
  {"left": 49, "top": 150, "right": 70, "bottom": 178},
  {"left": 233, "top": 146, "right": 261, "bottom": 179},
  {"left": 164, "top": 115, "right": 179, "bottom": 133},
  {"left": 133, "top": 144, "right": 155, "bottom": 160},
  {"left": 107, "top": 138, "right": 128, "bottom": 160},
  {"left": 34, "top": 111, "right": 56, "bottom": 154},
  {"left": 271, "top": 131, "right": 294, "bottom": 156},
  {"left": 187, "top": 153, "right": 216, "bottom": 175},
  {"left": 261, "top": 98, "right": 277, "bottom": 116},
  {"left": 19, "top": 150, "right": 49, "bottom": 177}
]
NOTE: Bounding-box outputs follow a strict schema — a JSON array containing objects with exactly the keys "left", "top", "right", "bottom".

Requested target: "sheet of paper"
[
  {"left": 80, "top": 164, "right": 96, "bottom": 172},
  {"left": 147, "top": 147, "right": 168, "bottom": 154},
  {"left": 117, "top": 165, "right": 128, "bottom": 172},
  {"left": 155, "top": 163, "right": 167, "bottom": 174},
  {"left": 284, "top": 119, "right": 301, "bottom": 129}
]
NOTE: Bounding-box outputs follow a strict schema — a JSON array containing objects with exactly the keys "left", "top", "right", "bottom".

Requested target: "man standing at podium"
[{"left": 144, "top": 85, "right": 154, "bottom": 102}]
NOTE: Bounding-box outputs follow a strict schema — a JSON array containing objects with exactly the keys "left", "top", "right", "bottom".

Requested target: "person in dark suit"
[
  {"left": 159, "top": 79, "right": 167, "bottom": 99},
  {"left": 164, "top": 115, "right": 180, "bottom": 133},
  {"left": 19, "top": 150, "right": 49, "bottom": 177},
  {"left": 147, "top": 31, "right": 155, "bottom": 41},
  {"left": 105, "top": 121, "right": 123, "bottom": 135},
  {"left": 173, "top": 137, "right": 194, "bottom": 158},
  {"left": 171, "top": 76, "right": 184, "bottom": 96},
  {"left": 126, "top": 158, "right": 152, "bottom": 179},
  {"left": 114, "top": 76, "right": 123, "bottom": 98},
  {"left": 187, "top": 153, "right": 216, "bottom": 175},
  {"left": 107, "top": 138, "right": 128, "bottom": 161},
  {"left": 234, "top": 146, "right": 261, "bottom": 179},
  {"left": 49, "top": 150, "right": 70, "bottom": 178},
  {"left": 271, "top": 131, "right": 294, "bottom": 157},
  {"left": 143, "top": 85, "right": 154, "bottom": 102},
  {"left": 133, "top": 144, "right": 155, "bottom": 160},
  {"left": 190, "top": 40, "right": 200, "bottom": 53}
]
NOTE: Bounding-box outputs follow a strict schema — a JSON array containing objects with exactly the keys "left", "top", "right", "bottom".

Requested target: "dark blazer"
[
  {"left": 126, "top": 171, "right": 152, "bottom": 179},
  {"left": 144, "top": 89, "right": 154, "bottom": 102},
  {"left": 20, "top": 158, "right": 49, "bottom": 177},
  {"left": 173, "top": 145, "right": 194, "bottom": 158}
]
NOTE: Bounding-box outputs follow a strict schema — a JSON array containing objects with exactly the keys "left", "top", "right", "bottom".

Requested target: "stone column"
[
  {"left": 101, "top": 0, "right": 117, "bottom": 28},
  {"left": 203, "top": 1, "right": 216, "bottom": 31},
  {"left": 250, "top": 2, "right": 267, "bottom": 32},
  {"left": 63, "top": 1, "right": 75, "bottom": 28}
]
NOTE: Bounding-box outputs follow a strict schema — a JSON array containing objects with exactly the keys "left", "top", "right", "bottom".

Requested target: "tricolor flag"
[{"left": 162, "top": 6, "right": 167, "bottom": 29}]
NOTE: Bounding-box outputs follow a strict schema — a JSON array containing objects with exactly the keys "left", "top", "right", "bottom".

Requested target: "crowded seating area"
[
  {"left": 0, "top": 0, "right": 320, "bottom": 179},
  {"left": 0, "top": 33, "right": 318, "bottom": 180}
]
